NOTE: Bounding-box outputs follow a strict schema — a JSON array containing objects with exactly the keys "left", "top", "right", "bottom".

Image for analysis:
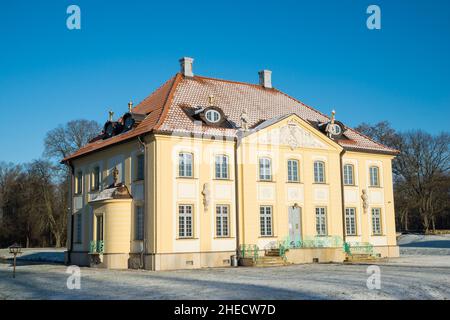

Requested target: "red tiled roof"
[
  {"left": 63, "top": 73, "right": 397, "bottom": 162},
  {"left": 62, "top": 73, "right": 181, "bottom": 162}
]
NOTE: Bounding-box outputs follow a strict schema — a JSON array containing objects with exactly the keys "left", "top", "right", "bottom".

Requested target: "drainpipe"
[
  {"left": 233, "top": 136, "right": 241, "bottom": 262},
  {"left": 339, "top": 150, "right": 347, "bottom": 245},
  {"left": 67, "top": 161, "right": 75, "bottom": 265},
  {"left": 138, "top": 135, "right": 146, "bottom": 269}
]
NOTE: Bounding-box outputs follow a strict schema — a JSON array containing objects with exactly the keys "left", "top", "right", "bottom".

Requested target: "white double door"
[{"left": 288, "top": 206, "right": 302, "bottom": 243}]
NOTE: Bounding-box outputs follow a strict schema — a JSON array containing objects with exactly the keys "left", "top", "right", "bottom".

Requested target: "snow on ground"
[
  {"left": 0, "top": 248, "right": 65, "bottom": 263},
  {"left": 0, "top": 235, "right": 449, "bottom": 300},
  {"left": 398, "top": 234, "right": 450, "bottom": 256},
  {"left": 1, "top": 259, "right": 449, "bottom": 300}
]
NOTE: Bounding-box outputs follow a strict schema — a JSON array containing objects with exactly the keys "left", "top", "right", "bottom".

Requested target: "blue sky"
[{"left": 0, "top": 0, "right": 449, "bottom": 163}]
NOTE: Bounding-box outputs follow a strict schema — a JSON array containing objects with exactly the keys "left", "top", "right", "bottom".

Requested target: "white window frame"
[
  {"left": 135, "top": 205, "right": 144, "bottom": 240},
  {"left": 216, "top": 205, "right": 230, "bottom": 237},
  {"left": 215, "top": 155, "right": 229, "bottom": 179},
  {"left": 343, "top": 164, "right": 354, "bottom": 186},
  {"left": 372, "top": 208, "right": 382, "bottom": 235},
  {"left": 314, "top": 161, "right": 325, "bottom": 183},
  {"left": 369, "top": 166, "right": 380, "bottom": 187},
  {"left": 287, "top": 159, "right": 299, "bottom": 182},
  {"left": 178, "top": 204, "right": 193, "bottom": 238},
  {"left": 260, "top": 206, "right": 273, "bottom": 236},
  {"left": 179, "top": 153, "right": 193, "bottom": 178},
  {"left": 259, "top": 157, "right": 272, "bottom": 181},
  {"left": 345, "top": 208, "right": 357, "bottom": 236},
  {"left": 315, "top": 207, "right": 327, "bottom": 236},
  {"left": 205, "top": 109, "right": 221, "bottom": 123}
]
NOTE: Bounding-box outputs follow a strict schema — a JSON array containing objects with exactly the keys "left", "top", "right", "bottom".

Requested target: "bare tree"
[
  {"left": 43, "top": 119, "right": 101, "bottom": 160},
  {"left": 27, "top": 160, "right": 67, "bottom": 247},
  {"left": 356, "top": 122, "right": 450, "bottom": 232}
]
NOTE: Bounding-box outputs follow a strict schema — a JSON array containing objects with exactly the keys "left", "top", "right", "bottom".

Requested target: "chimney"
[
  {"left": 179, "top": 57, "right": 194, "bottom": 77},
  {"left": 258, "top": 70, "right": 272, "bottom": 89}
]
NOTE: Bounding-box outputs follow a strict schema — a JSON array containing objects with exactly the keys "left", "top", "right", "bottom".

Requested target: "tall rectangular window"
[
  {"left": 92, "top": 167, "right": 100, "bottom": 191},
  {"left": 372, "top": 208, "right": 382, "bottom": 235},
  {"left": 343, "top": 164, "right": 354, "bottom": 185},
  {"left": 76, "top": 213, "right": 82, "bottom": 243},
  {"left": 75, "top": 171, "right": 83, "bottom": 194},
  {"left": 345, "top": 208, "right": 357, "bottom": 236},
  {"left": 135, "top": 205, "right": 144, "bottom": 240},
  {"left": 178, "top": 205, "right": 193, "bottom": 238},
  {"left": 260, "top": 206, "right": 273, "bottom": 236},
  {"left": 216, "top": 205, "right": 229, "bottom": 237},
  {"left": 96, "top": 215, "right": 104, "bottom": 241},
  {"left": 314, "top": 161, "right": 325, "bottom": 183},
  {"left": 369, "top": 166, "right": 380, "bottom": 187},
  {"left": 179, "top": 153, "right": 193, "bottom": 177},
  {"left": 287, "top": 159, "right": 299, "bottom": 182},
  {"left": 215, "top": 155, "right": 229, "bottom": 179},
  {"left": 315, "top": 207, "right": 327, "bottom": 236},
  {"left": 259, "top": 158, "right": 272, "bottom": 181},
  {"left": 137, "top": 154, "right": 145, "bottom": 181}
]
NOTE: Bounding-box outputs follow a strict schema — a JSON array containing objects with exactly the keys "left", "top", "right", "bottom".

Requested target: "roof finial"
[
  {"left": 331, "top": 109, "right": 336, "bottom": 124},
  {"left": 128, "top": 101, "right": 133, "bottom": 113},
  {"left": 240, "top": 109, "right": 249, "bottom": 131},
  {"left": 108, "top": 110, "right": 114, "bottom": 122},
  {"left": 208, "top": 95, "right": 215, "bottom": 106}
]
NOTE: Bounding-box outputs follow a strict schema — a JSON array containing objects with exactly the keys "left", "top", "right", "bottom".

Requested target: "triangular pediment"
[{"left": 241, "top": 114, "right": 342, "bottom": 151}]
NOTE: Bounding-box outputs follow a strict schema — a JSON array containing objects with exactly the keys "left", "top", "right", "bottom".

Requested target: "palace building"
[{"left": 63, "top": 57, "right": 399, "bottom": 270}]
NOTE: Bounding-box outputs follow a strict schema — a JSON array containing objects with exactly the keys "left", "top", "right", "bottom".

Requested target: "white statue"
[
  {"left": 202, "top": 183, "right": 211, "bottom": 211},
  {"left": 361, "top": 189, "right": 369, "bottom": 214},
  {"left": 240, "top": 109, "right": 249, "bottom": 131}
]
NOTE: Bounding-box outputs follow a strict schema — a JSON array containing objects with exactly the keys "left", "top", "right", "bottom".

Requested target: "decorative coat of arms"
[{"left": 279, "top": 122, "right": 326, "bottom": 149}]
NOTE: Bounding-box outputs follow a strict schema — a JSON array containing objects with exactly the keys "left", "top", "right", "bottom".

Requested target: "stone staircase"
[{"left": 254, "top": 248, "right": 289, "bottom": 267}]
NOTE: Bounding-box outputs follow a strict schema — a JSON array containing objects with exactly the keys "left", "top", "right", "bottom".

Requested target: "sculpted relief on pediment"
[{"left": 257, "top": 121, "right": 327, "bottom": 149}]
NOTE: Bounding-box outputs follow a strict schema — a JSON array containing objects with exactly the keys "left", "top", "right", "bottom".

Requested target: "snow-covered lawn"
[
  {"left": 0, "top": 248, "right": 65, "bottom": 264},
  {"left": 0, "top": 235, "right": 448, "bottom": 300}
]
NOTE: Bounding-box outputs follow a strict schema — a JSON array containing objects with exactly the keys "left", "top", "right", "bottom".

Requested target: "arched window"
[
  {"left": 179, "top": 153, "right": 193, "bottom": 177},
  {"left": 314, "top": 161, "right": 325, "bottom": 183},
  {"left": 343, "top": 164, "right": 354, "bottom": 185},
  {"left": 287, "top": 159, "right": 299, "bottom": 182},
  {"left": 259, "top": 157, "right": 272, "bottom": 181},
  {"left": 369, "top": 166, "right": 380, "bottom": 187},
  {"left": 215, "top": 155, "right": 229, "bottom": 179}
]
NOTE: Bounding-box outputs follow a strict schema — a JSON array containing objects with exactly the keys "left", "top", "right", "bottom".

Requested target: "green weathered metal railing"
[
  {"left": 239, "top": 236, "right": 372, "bottom": 261},
  {"left": 239, "top": 244, "right": 259, "bottom": 261},
  {"left": 276, "top": 235, "right": 345, "bottom": 259},
  {"left": 89, "top": 240, "right": 104, "bottom": 254},
  {"left": 343, "top": 242, "right": 374, "bottom": 256}
]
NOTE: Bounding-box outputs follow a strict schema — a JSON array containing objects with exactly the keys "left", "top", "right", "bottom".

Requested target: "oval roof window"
[{"left": 205, "top": 109, "right": 221, "bottom": 123}]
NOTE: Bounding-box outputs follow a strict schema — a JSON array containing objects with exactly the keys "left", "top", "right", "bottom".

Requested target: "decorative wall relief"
[
  {"left": 361, "top": 189, "right": 369, "bottom": 213},
  {"left": 257, "top": 122, "right": 326, "bottom": 149},
  {"left": 202, "top": 183, "right": 211, "bottom": 211}
]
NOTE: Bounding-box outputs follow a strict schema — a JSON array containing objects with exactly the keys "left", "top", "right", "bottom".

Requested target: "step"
[
  {"left": 255, "top": 256, "right": 287, "bottom": 267},
  {"left": 258, "top": 258, "right": 284, "bottom": 263}
]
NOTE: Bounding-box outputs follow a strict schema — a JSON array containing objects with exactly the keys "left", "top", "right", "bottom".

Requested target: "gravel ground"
[{"left": 0, "top": 235, "right": 449, "bottom": 300}]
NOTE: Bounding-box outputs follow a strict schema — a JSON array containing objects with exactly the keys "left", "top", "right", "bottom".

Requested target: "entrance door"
[{"left": 288, "top": 206, "right": 302, "bottom": 245}]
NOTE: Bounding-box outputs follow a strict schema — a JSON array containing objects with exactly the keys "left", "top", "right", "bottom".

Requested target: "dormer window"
[
  {"left": 205, "top": 109, "right": 221, "bottom": 123},
  {"left": 197, "top": 106, "right": 226, "bottom": 127}
]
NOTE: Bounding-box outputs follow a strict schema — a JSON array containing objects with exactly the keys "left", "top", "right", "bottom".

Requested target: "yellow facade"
[{"left": 66, "top": 113, "right": 399, "bottom": 270}]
